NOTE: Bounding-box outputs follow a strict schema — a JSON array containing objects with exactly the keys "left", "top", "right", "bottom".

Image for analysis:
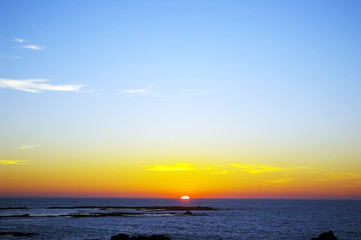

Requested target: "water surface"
[{"left": 0, "top": 198, "right": 360, "bottom": 240}]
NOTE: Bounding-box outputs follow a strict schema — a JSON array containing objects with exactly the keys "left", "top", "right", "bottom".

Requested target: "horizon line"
[{"left": 1, "top": 196, "right": 360, "bottom": 200}]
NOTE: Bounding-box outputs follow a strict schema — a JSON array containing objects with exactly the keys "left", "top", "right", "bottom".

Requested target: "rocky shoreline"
[
  {"left": 0, "top": 231, "right": 338, "bottom": 239},
  {"left": 47, "top": 206, "right": 216, "bottom": 211},
  {"left": 0, "top": 205, "right": 213, "bottom": 218}
]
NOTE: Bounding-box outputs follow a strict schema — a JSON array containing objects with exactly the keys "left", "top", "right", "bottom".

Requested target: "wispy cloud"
[
  {"left": 319, "top": 172, "right": 361, "bottom": 181},
  {"left": 230, "top": 163, "right": 307, "bottom": 174},
  {"left": 13, "top": 38, "right": 44, "bottom": 50},
  {"left": 230, "top": 164, "right": 282, "bottom": 173},
  {"left": 265, "top": 178, "right": 294, "bottom": 184},
  {"left": 18, "top": 144, "right": 42, "bottom": 150},
  {"left": 123, "top": 87, "right": 214, "bottom": 98},
  {"left": 146, "top": 163, "right": 196, "bottom": 172},
  {"left": 0, "top": 160, "right": 30, "bottom": 165},
  {"left": 0, "top": 78, "right": 84, "bottom": 93},
  {"left": 14, "top": 38, "right": 25, "bottom": 43},
  {"left": 123, "top": 87, "right": 152, "bottom": 95},
  {"left": 22, "top": 45, "right": 45, "bottom": 50},
  {"left": 123, "top": 86, "right": 166, "bottom": 97}
]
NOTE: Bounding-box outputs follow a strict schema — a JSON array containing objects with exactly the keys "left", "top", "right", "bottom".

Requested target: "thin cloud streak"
[
  {"left": 230, "top": 163, "right": 308, "bottom": 174},
  {"left": 14, "top": 38, "right": 25, "bottom": 43},
  {"left": 18, "top": 144, "right": 42, "bottom": 150},
  {"left": 319, "top": 172, "right": 361, "bottom": 181},
  {"left": 265, "top": 178, "right": 294, "bottom": 184},
  {"left": 0, "top": 78, "right": 84, "bottom": 93},
  {"left": 123, "top": 88, "right": 151, "bottom": 94},
  {"left": 123, "top": 86, "right": 213, "bottom": 98},
  {"left": 123, "top": 86, "right": 164, "bottom": 97},
  {"left": 0, "top": 160, "right": 30, "bottom": 165},
  {"left": 22, "top": 45, "right": 45, "bottom": 50},
  {"left": 230, "top": 163, "right": 282, "bottom": 173}
]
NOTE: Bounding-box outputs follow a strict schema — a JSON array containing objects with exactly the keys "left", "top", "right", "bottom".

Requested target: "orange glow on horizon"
[{"left": 1, "top": 156, "right": 361, "bottom": 200}]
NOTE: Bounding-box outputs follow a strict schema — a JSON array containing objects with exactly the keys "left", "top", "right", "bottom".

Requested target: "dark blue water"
[{"left": 0, "top": 198, "right": 360, "bottom": 240}]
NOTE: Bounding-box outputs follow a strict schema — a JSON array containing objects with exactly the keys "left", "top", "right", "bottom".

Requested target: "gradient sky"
[{"left": 1, "top": 0, "right": 361, "bottom": 199}]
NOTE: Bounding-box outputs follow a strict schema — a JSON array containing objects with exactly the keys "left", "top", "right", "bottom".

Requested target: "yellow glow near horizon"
[
  {"left": 1, "top": 142, "right": 361, "bottom": 199},
  {"left": 1, "top": 153, "right": 361, "bottom": 198}
]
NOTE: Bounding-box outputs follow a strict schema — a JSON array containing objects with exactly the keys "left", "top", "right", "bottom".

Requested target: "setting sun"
[{"left": 181, "top": 196, "right": 190, "bottom": 200}]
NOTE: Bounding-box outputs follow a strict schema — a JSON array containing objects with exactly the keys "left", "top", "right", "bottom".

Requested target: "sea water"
[{"left": 0, "top": 198, "right": 360, "bottom": 240}]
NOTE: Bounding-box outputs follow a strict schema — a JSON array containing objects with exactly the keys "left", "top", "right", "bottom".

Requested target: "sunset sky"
[{"left": 1, "top": 0, "right": 361, "bottom": 199}]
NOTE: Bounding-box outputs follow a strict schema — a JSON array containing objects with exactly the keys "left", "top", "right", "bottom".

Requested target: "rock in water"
[
  {"left": 149, "top": 235, "right": 171, "bottom": 240},
  {"left": 111, "top": 233, "right": 130, "bottom": 240},
  {"left": 0, "top": 232, "right": 38, "bottom": 237},
  {"left": 311, "top": 231, "right": 337, "bottom": 240},
  {"left": 110, "top": 234, "right": 171, "bottom": 240},
  {"left": 131, "top": 236, "right": 148, "bottom": 240},
  {"left": 183, "top": 210, "right": 193, "bottom": 215}
]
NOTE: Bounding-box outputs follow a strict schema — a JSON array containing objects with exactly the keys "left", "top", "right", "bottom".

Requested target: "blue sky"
[
  {"left": 1, "top": 0, "right": 360, "bottom": 146},
  {"left": 1, "top": 0, "right": 361, "bottom": 197}
]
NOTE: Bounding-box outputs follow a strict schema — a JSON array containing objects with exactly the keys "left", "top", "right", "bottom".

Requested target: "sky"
[{"left": 1, "top": 0, "right": 361, "bottom": 199}]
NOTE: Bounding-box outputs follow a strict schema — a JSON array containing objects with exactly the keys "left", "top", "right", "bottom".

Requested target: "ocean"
[{"left": 0, "top": 198, "right": 360, "bottom": 240}]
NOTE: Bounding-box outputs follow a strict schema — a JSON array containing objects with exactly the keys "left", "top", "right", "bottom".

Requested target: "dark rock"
[
  {"left": 150, "top": 235, "right": 171, "bottom": 240},
  {"left": 130, "top": 236, "right": 148, "bottom": 240},
  {"left": 111, "top": 233, "right": 130, "bottom": 240},
  {"left": 311, "top": 231, "right": 337, "bottom": 240},
  {"left": 0, "top": 214, "right": 30, "bottom": 218},
  {"left": 63, "top": 212, "right": 148, "bottom": 218},
  {"left": 0, "top": 207, "right": 29, "bottom": 210},
  {"left": 110, "top": 234, "right": 171, "bottom": 240},
  {"left": 183, "top": 210, "right": 193, "bottom": 215},
  {"left": 0, "top": 232, "right": 38, "bottom": 237},
  {"left": 49, "top": 205, "right": 216, "bottom": 211}
]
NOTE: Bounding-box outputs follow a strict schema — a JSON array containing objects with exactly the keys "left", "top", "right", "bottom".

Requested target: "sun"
[{"left": 181, "top": 195, "right": 190, "bottom": 200}]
